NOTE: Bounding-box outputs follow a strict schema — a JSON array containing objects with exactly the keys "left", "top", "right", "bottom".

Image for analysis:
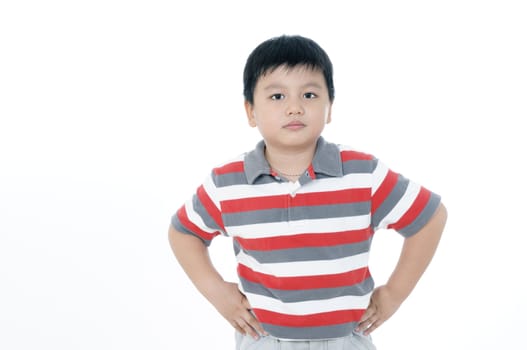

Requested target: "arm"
[
  {"left": 168, "top": 225, "right": 265, "bottom": 339},
  {"left": 357, "top": 202, "right": 448, "bottom": 335}
]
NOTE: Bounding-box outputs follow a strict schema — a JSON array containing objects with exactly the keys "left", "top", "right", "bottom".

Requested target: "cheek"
[
  {"left": 323, "top": 106, "right": 332, "bottom": 123},
  {"left": 255, "top": 105, "right": 276, "bottom": 121}
]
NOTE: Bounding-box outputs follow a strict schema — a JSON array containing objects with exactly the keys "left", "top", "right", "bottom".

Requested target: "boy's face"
[{"left": 245, "top": 65, "right": 332, "bottom": 153}]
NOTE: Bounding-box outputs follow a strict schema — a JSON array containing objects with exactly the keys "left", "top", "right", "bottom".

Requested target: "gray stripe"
[
  {"left": 223, "top": 202, "right": 370, "bottom": 227},
  {"left": 252, "top": 176, "right": 280, "bottom": 185},
  {"left": 312, "top": 173, "right": 337, "bottom": 180},
  {"left": 240, "top": 276, "right": 374, "bottom": 303},
  {"left": 171, "top": 215, "right": 212, "bottom": 246},
  {"left": 244, "top": 140, "right": 270, "bottom": 184},
  {"left": 224, "top": 207, "right": 287, "bottom": 226},
  {"left": 192, "top": 193, "right": 223, "bottom": 231},
  {"left": 290, "top": 202, "right": 371, "bottom": 221},
  {"left": 342, "top": 159, "right": 374, "bottom": 175},
  {"left": 372, "top": 174, "right": 409, "bottom": 229},
  {"left": 232, "top": 239, "right": 241, "bottom": 255},
  {"left": 399, "top": 192, "right": 441, "bottom": 237},
  {"left": 262, "top": 322, "right": 358, "bottom": 340},
  {"left": 242, "top": 239, "right": 372, "bottom": 264},
  {"left": 312, "top": 138, "right": 343, "bottom": 177},
  {"left": 213, "top": 171, "right": 248, "bottom": 187}
]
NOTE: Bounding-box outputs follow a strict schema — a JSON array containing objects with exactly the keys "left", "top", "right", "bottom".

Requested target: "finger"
[
  {"left": 234, "top": 318, "right": 256, "bottom": 339},
  {"left": 356, "top": 311, "right": 377, "bottom": 332},
  {"left": 356, "top": 319, "right": 371, "bottom": 333},
  {"left": 241, "top": 295, "right": 253, "bottom": 309},
  {"left": 359, "top": 306, "right": 376, "bottom": 323},
  {"left": 239, "top": 319, "right": 260, "bottom": 340},
  {"left": 231, "top": 320, "right": 246, "bottom": 335},
  {"left": 357, "top": 302, "right": 377, "bottom": 330},
  {"left": 363, "top": 319, "right": 382, "bottom": 336},
  {"left": 243, "top": 311, "right": 267, "bottom": 336},
  {"left": 240, "top": 295, "right": 268, "bottom": 336}
]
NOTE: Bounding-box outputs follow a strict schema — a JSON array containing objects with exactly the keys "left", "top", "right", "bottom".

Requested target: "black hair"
[{"left": 243, "top": 35, "right": 335, "bottom": 104}]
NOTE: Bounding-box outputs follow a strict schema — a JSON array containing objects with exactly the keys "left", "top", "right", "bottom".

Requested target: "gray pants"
[{"left": 235, "top": 331, "right": 377, "bottom": 350}]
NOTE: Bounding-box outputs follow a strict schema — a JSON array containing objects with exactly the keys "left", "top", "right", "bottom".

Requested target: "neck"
[{"left": 264, "top": 143, "right": 316, "bottom": 179}]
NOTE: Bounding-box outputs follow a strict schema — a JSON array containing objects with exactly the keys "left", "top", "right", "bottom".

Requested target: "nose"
[{"left": 286, "top": 97, "right": 304, "bottom": 116}]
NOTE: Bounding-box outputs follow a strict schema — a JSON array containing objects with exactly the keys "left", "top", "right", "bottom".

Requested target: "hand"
[
  {"left": 211, "top": 281, "right": 267, "bottom": 340},
  {"left": 356, "top": 285, "right": 403, "bottom": 335}
]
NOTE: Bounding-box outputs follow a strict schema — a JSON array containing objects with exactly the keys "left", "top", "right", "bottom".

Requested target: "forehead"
[{"left": 256, "top": 64, "right": 326, "bottom": 89}]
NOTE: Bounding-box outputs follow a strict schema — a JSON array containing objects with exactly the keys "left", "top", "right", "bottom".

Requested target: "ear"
[{"left": 244, "top": 100, "right": 257, "bottom": 128}]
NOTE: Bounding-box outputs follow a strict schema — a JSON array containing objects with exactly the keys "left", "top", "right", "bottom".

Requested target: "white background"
[{"left": 1, "top": 1, "right": 526, "bottom": 349}]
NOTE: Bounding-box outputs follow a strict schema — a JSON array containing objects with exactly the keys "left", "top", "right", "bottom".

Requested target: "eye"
[
  {"left": 270, "top": 93, "right": 285, "bottom": 100},
  {"left": 304, "top": 92, "right": 317, "bottom": 99}
]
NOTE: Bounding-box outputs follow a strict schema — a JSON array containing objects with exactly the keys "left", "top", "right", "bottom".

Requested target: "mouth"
[{"left": 283, "top": 121, "right": 306, "bottom": 130}]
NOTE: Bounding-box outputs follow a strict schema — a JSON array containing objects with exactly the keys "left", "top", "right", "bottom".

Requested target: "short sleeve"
[
  {"left": 171, "top": 173, "right": 226, "bottom": 246},
  {"left": 371, "top": 159, "right": 441, "bottom": 237}
]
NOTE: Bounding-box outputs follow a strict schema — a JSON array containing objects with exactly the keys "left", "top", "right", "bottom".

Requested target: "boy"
[{"left": 169, "top": 35, "right": 447, "bottom": 349}]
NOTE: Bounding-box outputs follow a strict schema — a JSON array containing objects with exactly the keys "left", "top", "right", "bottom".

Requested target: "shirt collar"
[{"left": 244, "top": 137, "right": 343, "bottom": 184}]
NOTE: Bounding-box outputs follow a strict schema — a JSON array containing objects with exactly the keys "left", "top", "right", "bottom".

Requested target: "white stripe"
[
  {"left": 215, "top": 182, "right": 286, "bottom": 200},
  {"left": 227, "top": 215, "right": 371, "bottom": 238},
  {"left": 306, "top": 174, "right": 371, "bottom": 192},
  {"left": 236, "top": 251, "right": 370, "bottom": 277},
  {"left": 184, "top": 200, "right": 217, "bottom": 234},
  {"left": 371, "top": 160, "right": 389, "bottom": 195},
  {"left": 202, "top": 175, "right": 222, "bottom": 208},
  {"left": 244, "top": 292, "right": 373, "bottom": 315},
  {"left": 377, "top": 181, "right": 421, "bottom": 229},
  {"left": 215, "top": 174, "right": 372, "bottom": 201},
  {"left": 338, "top": 144, "right": 362, "bottom": 153}
]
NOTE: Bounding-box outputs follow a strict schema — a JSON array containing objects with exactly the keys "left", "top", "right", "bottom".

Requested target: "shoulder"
[
  {"left": 208, "top": 153, "right": 251, "bottom": 188},
  {"left": 337, "top": 144, "right": 375, "bottom": 161},
  {"left": 334, "top": 143, "right": 379, "bottom": 175},
  {"left": 212, "top": 153, "right": 246, "bottom": 176}
]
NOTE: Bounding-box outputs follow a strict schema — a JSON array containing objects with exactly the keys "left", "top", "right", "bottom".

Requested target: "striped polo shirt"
[{"left": 172, "top": 137, "right": 441, "bottom": 340}]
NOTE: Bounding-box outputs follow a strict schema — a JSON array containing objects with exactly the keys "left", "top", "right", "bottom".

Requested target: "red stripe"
[
  {"left": 235, "top": 228, "right": 373, "bottom": 251},
  {"left": 238, "top": 264, "right": 370, "bottom": 290},
  {"left": 372, "top": 170, "right": 398, "bottom": 214},
  {"left": 222, "top": 194, "right": 286, "bottom": 213},
  {"left": 388, "top": 187, "right": 431, "bottom": 231},
  {"left": 197, "top": 185, "right": 225, "bottom": 230},
  {"left": 222, "top": 188, "right": 370, "bottom": 213},
  {"left": 253, "top": 308, "right": 365, "bottom": 327},
  {"left": 307, "top": 164, "right": 316, "bottom": 179},
  {"left": 341, "top": 150, "right": 373, "bottom": 162},
  {"left": 213, "top": 161, "right": 244, "bottom": 175},
  {"left": 176, "top": 206, "right": 219, "bottom": 241}
]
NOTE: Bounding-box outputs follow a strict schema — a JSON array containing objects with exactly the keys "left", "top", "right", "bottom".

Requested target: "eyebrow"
[{"left": 263, "top": 82, "right": 324, "bottom": 91}]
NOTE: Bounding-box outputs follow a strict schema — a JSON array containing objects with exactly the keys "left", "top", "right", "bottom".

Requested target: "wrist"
[
  {"left": 197, "top": 275, "right": 227, "bottom": 302},
  {"left": 383, "top": 281, "right": 410, "bottom": 305}
]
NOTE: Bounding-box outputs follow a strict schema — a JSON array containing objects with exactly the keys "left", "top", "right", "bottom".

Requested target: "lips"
[{"left": 283, "top": 121, "right": 306, "bottom": 130}]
